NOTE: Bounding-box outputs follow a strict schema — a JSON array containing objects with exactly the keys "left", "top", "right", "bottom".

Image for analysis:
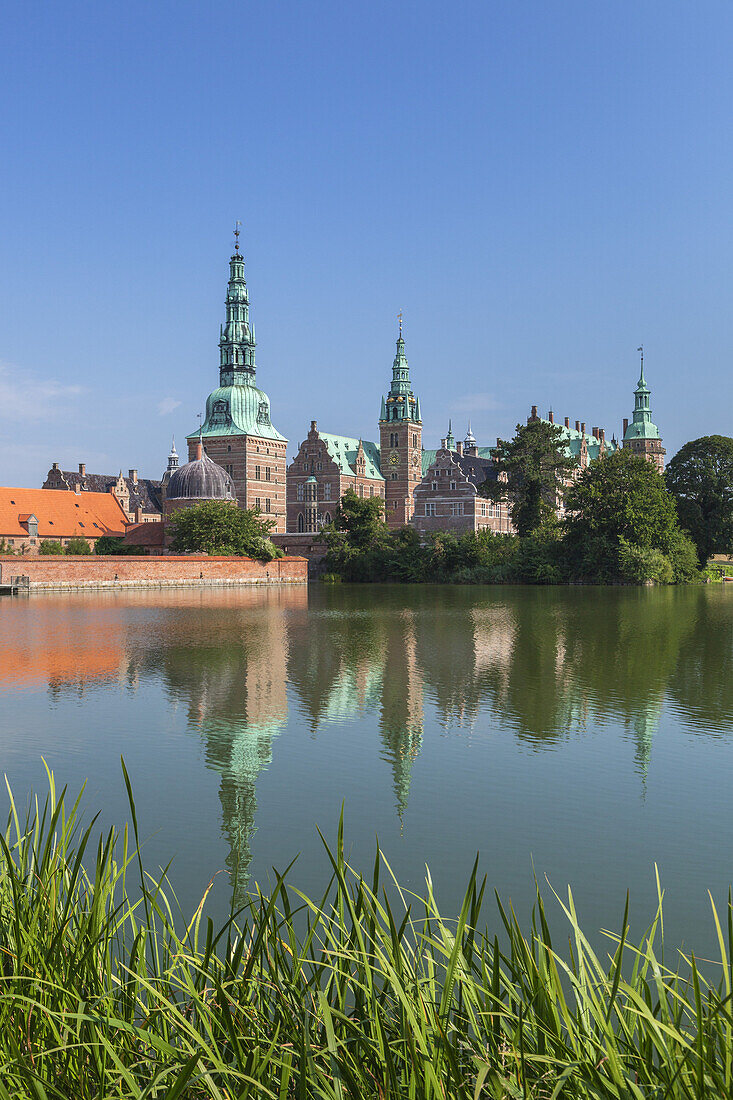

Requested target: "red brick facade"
[
  {"left": 188, "top": 435, "right": 288, "bottom": 533},
  {"left": 379, "top": 420, "right": 422, "bottom": 528},
  {"left": 286, "top": 422, "right": 384, "bottom": 533},
  {"left": 412, "top": 447, "right": 513, "bottom": 536}
]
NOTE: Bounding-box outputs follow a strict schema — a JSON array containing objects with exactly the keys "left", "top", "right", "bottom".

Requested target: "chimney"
[
  {"left": 52, "top": 462, "right": 59, "bottom": 470},
  {"left": 78, "top": 462, "right": 85, "bottom": 476},
  {"left": 623, "top": 417, "right": 629, "bottom": 437},
  {"left": 129, "top": 468, "right": 138, "bottom": 484},
  {"left": 531, "top": 405, "right": 538, "bottom": 419},
  {"left": 564, "top": 417, "right": 570, "bottom": 429},
  {"left": 592, "top": 426, "right": 599, "bottom": 439},
  {"left": 134, "top": 505, "right": 143, "bottom": 523},
  {"left": 440, "top": 437, "right": 447, "bottom": 449},
  {"left": 456, "top": 440, "right": 463, "bottom": 456},
  {"left": 195, "top": 441, "right": 203, "bottom": 460},
  {"left": 599, "top": 428, "right": 605, "bottom": 443},
  {"left": 74, "top": 482, "right": 81, "bottom": 494},
  {"left": 581, "top": 422, "right": 586, "bottom": 436},
  {"left": 310, "top": 420, "right": 317, "bottom": 432},
  {"left": 548, "top": 410, "right": 554, "bottom": 424},
  {"left": 575, "top": 420, "right": 580, "bottom": 432}
]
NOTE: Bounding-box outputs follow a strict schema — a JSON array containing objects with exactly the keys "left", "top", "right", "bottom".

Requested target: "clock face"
[{"left": 389, "top": 452, "right": 399, "bottom": 466}]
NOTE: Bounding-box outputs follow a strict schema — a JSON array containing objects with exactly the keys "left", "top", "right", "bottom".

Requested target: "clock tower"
[{"left": 379, "top": 317, "right": 422, "bottom": 528}]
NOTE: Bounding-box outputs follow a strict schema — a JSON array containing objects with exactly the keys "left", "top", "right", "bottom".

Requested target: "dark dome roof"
[{"left": 166, "top": 449, "right": 236, "bottom": 502}]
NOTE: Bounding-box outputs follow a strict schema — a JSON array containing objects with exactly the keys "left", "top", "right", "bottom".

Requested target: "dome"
[{"left": 166, "top": 444, "right": 237, "bottom": 502}]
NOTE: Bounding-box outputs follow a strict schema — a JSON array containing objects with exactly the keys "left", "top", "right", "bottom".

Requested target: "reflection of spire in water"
[
  {"left": 629, "top": 695, "right": 663, "bottom": 796},
  {"left": 212, "top": 717, "right": 285, "bottom": 904},
  {"left": 380, "top": 611, "right": 424, "bottom": 819}
]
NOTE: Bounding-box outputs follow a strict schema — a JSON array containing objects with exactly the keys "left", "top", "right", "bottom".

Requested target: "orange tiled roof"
[{"left": 0, "top": 487, "right": 129, "bottom": 539}]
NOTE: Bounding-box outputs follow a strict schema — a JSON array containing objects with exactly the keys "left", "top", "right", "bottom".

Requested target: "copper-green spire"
[
  {"left": 219, "top": 224, "right": 256, "bottom": 385},
  {"left": 624, "top": 345, "right": 661, "bottom": 442},
  {"left": 380, "top": 315, "right": 422, "bottom": 424},
  {"left": 446, "top": 419, "right": 455, "bottom": 450}
]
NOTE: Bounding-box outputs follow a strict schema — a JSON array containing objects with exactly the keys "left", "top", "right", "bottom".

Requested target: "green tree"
[
  {"left": 481, "top": 420, "right": 578, "bottom": 537},
  {"left": 327, "top": 488, "right": 387, "bottom": 550},
  {"left": 665, "top": 435, "right": 733, "bottom": 565},
  {"left": 564, "top": 450, "right": 698, "bottom": 582},
  {"left": 39, "top": 539, "right": 64, "bottom": 555},
  {"left": 64, "top": 537, "right": 92, "bottom": 556},
  {"left": 168, "top": 501, "right": 282, "bottom": 559}
]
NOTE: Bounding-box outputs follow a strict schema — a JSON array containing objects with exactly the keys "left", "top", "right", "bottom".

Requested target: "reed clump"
[{"left": 1, "top": 766, "right": 733, "bottom": 1098}]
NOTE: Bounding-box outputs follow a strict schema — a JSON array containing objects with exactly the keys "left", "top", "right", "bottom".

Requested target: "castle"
[{"left": 31, "top": 235, "right": 666, "bottom": 552}]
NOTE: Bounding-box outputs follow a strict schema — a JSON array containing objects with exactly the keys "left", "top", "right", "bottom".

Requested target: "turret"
[{"left": 622, "top": 347, "right": 666, "bottom": 472}]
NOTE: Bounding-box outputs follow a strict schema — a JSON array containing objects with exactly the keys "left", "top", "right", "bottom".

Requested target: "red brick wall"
[{"left": 0, "top": 555, "right": 307, "bottom": 589}]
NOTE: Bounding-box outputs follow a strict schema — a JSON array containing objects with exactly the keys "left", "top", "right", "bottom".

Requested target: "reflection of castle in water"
[{"left": 13, "top": 586, "right": 731, "bottom": 902}]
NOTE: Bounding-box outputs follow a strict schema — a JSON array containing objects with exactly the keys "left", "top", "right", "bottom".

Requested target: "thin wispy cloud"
[
  {"left": 450, "top": 392, "right": 501, "bottom": 414},
  {"left": 0, "top": 361, "right": 84, "bottom": 422},
  {"left": 157, "top": 397, "right": 182, "bottom": 417}
]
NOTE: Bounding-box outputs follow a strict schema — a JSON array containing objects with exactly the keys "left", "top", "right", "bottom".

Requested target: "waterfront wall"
[{"left": 0, "top": 555, "right": 308, "bottom": 590}]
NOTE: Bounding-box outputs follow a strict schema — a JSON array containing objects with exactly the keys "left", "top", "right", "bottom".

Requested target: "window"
[
  {"left": 369, "top": 485, "right": 374, "bottom": 497},
  {"left": 450, "top": 481, "right": 456, "bottom": 491},
  {"left": 298, "top": 513, "right": 304, "bottom": 532},
  {"left": 412, "top": 434, "right": 417, "bottom": 447},
  {"left": 390, "top": 432, "right": 399, "bottom": 448},
  {"left": 265, "top": 467, "right": 271, "bottom": 481},
  {"left": 255, "top": 497, "right": 261, "bottom": 509},
  {"left": 316, "top": 461, "right": 322, "bottom": 471},
  {"left": 265, "top": 498, "right": 271, "bottom": 512},
  {"left": 431, "top": 481, "right": 437, "bottom": 491},
  {"left": 297, "top": 483, "right": 304, "bottom": 501},
  {"left": 255, "top": 465, "right": 261, "bottom": 480},
  {"left": 392, "top": 500, "right": 398, "bottom": 510},
  {"left": 323, "top": 511, "right": 331, "bottom": 524},
  {"left": 359, "top": 485, "right": 364, "bottom": 497},
  {"left": 323, "top": 482, "right": 331, "bottom": 500},
  {"left": 425, "top": 502, "right": 436, "bottom": 516},
  {"left": 391, "top": 472, "right": 398, "bottom": 479}
]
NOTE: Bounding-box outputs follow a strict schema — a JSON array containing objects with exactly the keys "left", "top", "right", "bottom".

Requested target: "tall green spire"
[
  {"left": 380, "top": 315, "right": 421, "bottom": 423},
  {"left": 219, "top": 224, "right": 256, "bottom": 386},
  {"left": 446, "top": 420, "right": 455, "bottom": 450},
  {"left": 624, "top": 346, "right": 661, "bottom": 442}
]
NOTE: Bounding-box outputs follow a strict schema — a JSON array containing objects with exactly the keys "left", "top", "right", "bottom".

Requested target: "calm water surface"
[{"left": 1, "top": 584, "right": 732, "bottom": 953}]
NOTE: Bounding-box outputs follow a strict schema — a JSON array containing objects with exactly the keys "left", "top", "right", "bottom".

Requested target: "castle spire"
[
  {"left": 219, "top": 229, "right": 256, "bottom": 386},
  {"left": 446, "top": 419, "right": 455, "bottom": 450},
  {"left": 379, "top": 316, "right": 421, "bottom": 425}
]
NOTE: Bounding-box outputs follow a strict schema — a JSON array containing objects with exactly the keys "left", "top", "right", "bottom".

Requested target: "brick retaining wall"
[{"left": 0, "top": 555, "right": 308, "bottom": 590}]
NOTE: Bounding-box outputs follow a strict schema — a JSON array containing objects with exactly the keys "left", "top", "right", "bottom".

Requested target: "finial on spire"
[
  {"left": 234, "top": 220, "right": 242, "bottom": 253},
  {"left": 637, "top": 345, "right": 646, "bottom": 387},
  {"left": 398, "top": 310, "right": 403, "bottom": 338}
]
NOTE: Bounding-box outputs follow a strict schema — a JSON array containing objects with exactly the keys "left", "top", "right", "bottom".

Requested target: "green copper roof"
[
  {"left": 319, "top": 433, "right": 384, "bottom": 480},
  {"left": 422, "top": 445, "right": 494, "bottom": 474},
  {"left": 535, "top": 419, "right": 620, "bottom": 460},
  {"left": 189, "top": 238, "right": 286, "bottom": 443},
  {"left": 623, "top": 357, "right": 661, "bottom": 441},
  {"left": 380, "top": 326, "right": 421, "bottom": 424},
  {"left": 190, "top": 381, "right": 286, "bottom": 441}
]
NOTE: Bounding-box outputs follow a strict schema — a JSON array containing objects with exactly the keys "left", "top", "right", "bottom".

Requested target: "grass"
[{"left": 1, "top": 765, "right": 733, "bottom": 1097}]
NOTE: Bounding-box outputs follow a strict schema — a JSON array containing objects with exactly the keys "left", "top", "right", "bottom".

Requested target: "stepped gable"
[{"left": 43, "top": 465, "right": 162, "bottom": 515}]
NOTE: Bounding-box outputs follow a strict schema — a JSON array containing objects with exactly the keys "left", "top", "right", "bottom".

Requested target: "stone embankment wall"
[{"left": 0, "top": 555, "right": 308, "bottom": 590}]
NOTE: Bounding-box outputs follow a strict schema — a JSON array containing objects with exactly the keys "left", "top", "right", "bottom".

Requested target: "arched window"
[
  {"left": 297, "top": 513, "right": 304, "bottom": 532},
  {"left": 323, "top": 511, "right": 331, "bottom": 525}
]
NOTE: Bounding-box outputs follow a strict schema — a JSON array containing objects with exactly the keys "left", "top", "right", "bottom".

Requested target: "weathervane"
[
  {"left": 234, "top": 220, "right": 242, "bottom": 253},
  {"left": 637, "top": 344, "right": 644, "bottom": 369},
  {"left": 398, "top": 310, "right": 403, "bottom": 337}
]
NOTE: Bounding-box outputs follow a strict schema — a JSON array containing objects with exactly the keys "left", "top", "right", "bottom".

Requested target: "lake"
[{"left": 1, "top": 583, "right": 731, "bottom": 954}]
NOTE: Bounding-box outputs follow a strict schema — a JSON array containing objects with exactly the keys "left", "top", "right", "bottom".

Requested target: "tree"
[
  {"left": 480, "top": 420, "right": 578, "bottom": 537},
  {"left": 65, "top": 537, "right": 92, "bottom": 555},
  {"left": 665, "top": 435, "right": 733, "bottom": 565},
  {"left": 39, "top": 539, "right": 64, "bottom": 555},
  {"left": 168, "top": 501, "right": 282, "bottom": 559},
  {"left": 564, "top": 449, "right": 698, "bottom": 582},
  {"left": 325, "top": 488, "right": 388, "bottom": 551}
]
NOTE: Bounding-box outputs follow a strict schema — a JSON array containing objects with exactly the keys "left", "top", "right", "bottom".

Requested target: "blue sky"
[{"left": 1, "top": 0, "right": 731, "bottom": 487}]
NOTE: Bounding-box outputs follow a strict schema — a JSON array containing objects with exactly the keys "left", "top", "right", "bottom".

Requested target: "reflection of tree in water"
[
  {"left": 287, "top": 589, "right": 424, "bottom": 817},
  {"left": 667, "top": 588, "right": 733, "bottom": 736}
]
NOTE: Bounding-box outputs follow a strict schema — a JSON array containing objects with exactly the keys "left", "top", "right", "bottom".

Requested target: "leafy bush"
[
  {"left": 64, "top": 537, "right": 92, "bottom": 555},
  {"left": 39, "top": 540, "right": 64, "bottom": 555},
  {"left": 618, "top": 539, "right": 674, "bottom": 584},
  {"left": 168, "top": 501, "right": 283, "bottom": 560}
]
